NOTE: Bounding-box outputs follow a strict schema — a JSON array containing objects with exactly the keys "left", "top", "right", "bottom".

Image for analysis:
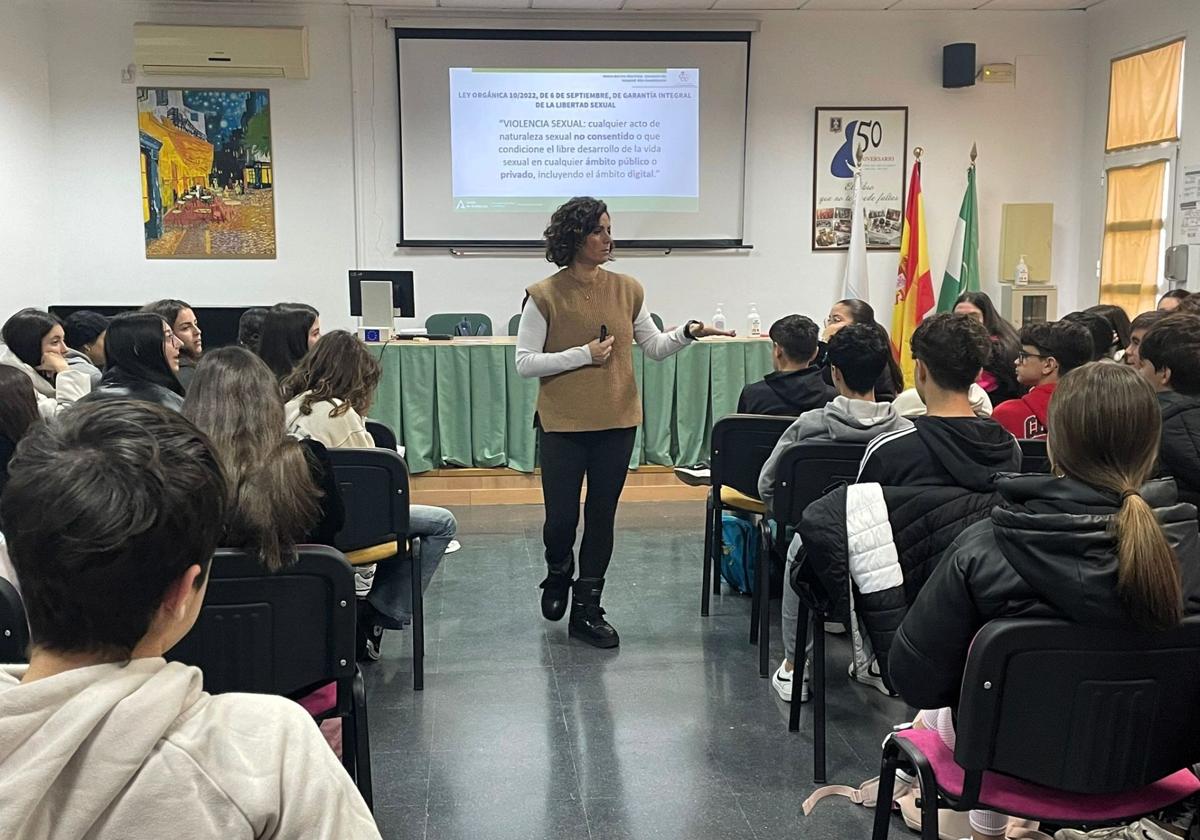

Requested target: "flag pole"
[{"left": 970, "top": 142, "right": 977, "bottom": 168}]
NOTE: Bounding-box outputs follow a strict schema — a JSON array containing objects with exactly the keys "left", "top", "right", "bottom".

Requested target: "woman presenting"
[{"left": 515, "top": 197, "right": 734, "bottom": 648}]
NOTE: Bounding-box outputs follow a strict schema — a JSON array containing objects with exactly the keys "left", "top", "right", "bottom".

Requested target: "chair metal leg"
[
  {"left": 352, "top": 668, "right": 374, "bottom": 811},
  {"left": 410, "top": 542, "right": 424, "bottom": 691},
  {"left": 813, "top": 609, "right": 827, "bottom": 783},
  {"left": 788, "top": 602, "right": 810, "bottom": 732},
  {"left": 749, "top": 585, "right": 760, "bottom": 644},
  {"left": 870, "top": 737, "right": 901, "bottom": 840},
  {"left": 339, "top": 675, "right": 358, "bottom": 781},
  {"left": 702, "top": 491, "right": 714, "bottom": 617},
  {"left": 711, "top": 491, "right": 723, "bottom": 597},
  {"left": 757, "top": 521, "right": 771, "bottom": 678}
]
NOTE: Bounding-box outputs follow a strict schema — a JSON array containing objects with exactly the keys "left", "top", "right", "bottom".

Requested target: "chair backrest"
[
  {"left": 955, "top": 616, "right": 1200, "bottom": 795},
  {"left": 327, "top": 447, "right": 411, "bottom": 554},
  {"left": 710, "top": 414, "right": 796, "bottom": 499},
  {"left": 508, "top": 313, "right": 521, "bottom": 336},
  {"left": 0, "top": 577, "right": 28, "bottom": 664},
  {"left": 1017, "top": 438, "right": 1051, "bottom": 474},
  {"left": 167, "top": 546, "right": 356, "bottom": 697},
  {"left": 425, "top": 312, "right": 493, "bottom": 337},
  {"left": 365, "top": 419, "right": 398, "bottom": 451},
  {"left": 772, "top": 441, "right": 867, "bottom": 527}
]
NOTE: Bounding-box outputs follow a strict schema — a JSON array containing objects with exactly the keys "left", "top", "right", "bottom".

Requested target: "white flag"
[{"left": 842, "top": 166, "right": 870, "bottom": 304}]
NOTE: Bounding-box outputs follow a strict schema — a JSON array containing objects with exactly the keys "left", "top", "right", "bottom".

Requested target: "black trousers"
[{"left": 538, "top": 426, "right": 637, "bottom": 581}]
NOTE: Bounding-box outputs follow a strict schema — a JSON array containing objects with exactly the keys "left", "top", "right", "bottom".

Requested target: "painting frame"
[
  {"left": 812, "top": 106, "right": 908, "bottom": 252},
  {"left": 137, "top": 86, "right": 277, "bottom": 260}
]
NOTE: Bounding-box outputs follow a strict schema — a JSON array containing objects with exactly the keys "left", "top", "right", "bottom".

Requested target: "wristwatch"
[{"left": 684, "top": 320, "right": 702, "bottom": 341}]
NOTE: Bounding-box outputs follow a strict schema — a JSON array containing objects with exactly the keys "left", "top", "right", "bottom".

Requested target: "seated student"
[
  {"left": 755, "top": 323, "right": 912, "bottom": 702},
  {"left": 1124, "top": 310, "right": 1167, "bottom": 368},
  {"left": 1136, "top": 313, "right": 1200, "bottom": 506},
  {"left": 238, "top": 306, "right": 268, "bottom": 353},
  {"left": 990, "top": 319, "right": 1093, "bottom": 440},
  {"left": 283, "top": 330, "right": 457, "bottom": 655},
  {"left": 258, "top": 303, "right": 321, "bottom": 381},
  {"left": 143, "top": 299, "right": 202, "bottom": 390},
  {"left": 891, "top": 382, "right": 992, "bottom": 418},
  {"left": 0, "top": 367, "right": 39, "bottom": 498},
  {"left": 953, "top": 291, "right": 1022, "bottom": 404},
  {"left": 1062, "top": 310, "right": 1114, "bottom": 363},
  {"left": 1159, "top": 289, "right": 1191, "bottom": 312},
  {"left": 0, "top": 308, "right": 93, "bottom": 417},
  {"left": 0, "top": 400, "right": 381, "bottom": 839},
  {"left": 1085, "top": 303, "right": 1133, "bottom": 361},
  {"left": 820, "top": 299, "right": 904, "bottom": 400},
  {"left": 83, "top": 312, "right": 186, "bottom": 411},
  {"left": 737, "top": 314, "right": 836, "bottom": 416},
  {"left": 62, "top": 310, "right": 109, "bottom": 385},
  {"left": 889, "top": 362, "right": 1200, "bottom": 840}
]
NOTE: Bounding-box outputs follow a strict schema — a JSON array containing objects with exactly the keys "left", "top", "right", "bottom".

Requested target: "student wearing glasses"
[{"left": 991, "top": 320, "right": 1093, "bottom": 440}]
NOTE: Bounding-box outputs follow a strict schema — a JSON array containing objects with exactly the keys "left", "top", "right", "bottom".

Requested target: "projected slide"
[{"left": 448, "top": 68, "right": 699, "bottom": 213}]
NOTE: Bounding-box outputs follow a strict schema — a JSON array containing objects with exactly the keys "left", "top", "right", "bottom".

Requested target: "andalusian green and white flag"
[{"left": 937, "top": 164, "right": 980, "bottom": 312}]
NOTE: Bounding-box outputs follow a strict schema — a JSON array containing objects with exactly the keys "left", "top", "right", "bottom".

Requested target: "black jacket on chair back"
[
  {"left": 889, "top": 474, "right": 1200, "bottom": 711},
  {"left": 1158, "top": 391, "right": 1200, "bottom": 507}
]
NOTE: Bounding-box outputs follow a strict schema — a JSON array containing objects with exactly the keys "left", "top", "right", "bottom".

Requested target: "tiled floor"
[{"left": 363, "top": 501, "right": 916, "bottom": 840}]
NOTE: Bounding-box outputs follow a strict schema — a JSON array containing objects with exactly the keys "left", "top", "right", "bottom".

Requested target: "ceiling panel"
[
  {"left": 436, "top": 0, "right": 533, "bottom": 9},
  {"left": 531, "top": 0, "right": 624, "bottom": 8},
  {"left": 796, "top": 0, "right": 896, "bottom": 9},
  {"left": 714, "top": 0, "right": 805, "bottom": 8},
  {"left": 978, "top": 0, "right": 1103, "bottom": 8},
  {"left": 888, "top": 0, "right": 985, "bottom": 9},
  {"left": 623, "top": 0, "right": 716, "bottom": 9}
]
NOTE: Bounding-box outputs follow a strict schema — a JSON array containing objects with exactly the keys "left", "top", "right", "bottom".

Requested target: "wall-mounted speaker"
[{"left": 943, "top": 43, "right": 976, "bottom": 89}]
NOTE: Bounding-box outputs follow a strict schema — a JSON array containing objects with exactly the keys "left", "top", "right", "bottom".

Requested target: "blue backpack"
[{"left": 719, "top": 511, "right": 759, "bottom": 595}]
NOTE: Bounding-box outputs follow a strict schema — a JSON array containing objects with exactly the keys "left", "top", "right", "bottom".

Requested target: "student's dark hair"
[
  {"left": 833, "top": 298, "right": 905, "bottom": 392},
  {"left": 0, "top": 401, "right": 227, "bottom": 655},
  {"left": 1176, "top": 294, "right": 1200, "bottom": 315},
  {"left": 183, "top": 347, "right": 320, "bottom": 571},
  {"left": 237, "top": 306, "right": 268, "bottom": 352},
  {"left": 544, "top": 197, "right": 608, "bottom": 267},
  {"left": 1062, "top": 311, "right": 1111, "bottom": 361},
  {"left": 1020, "top": 319, "right": 1094, "bottom": 377},
  {"left": 1049, "top": 363, "right": 1181, "bottom": 631},
  {"left": 1131, "top": 310, "right": 1168, "bottom": 334},
  {"left": 1, "top": 308, "right": 62, "bottom": 368},
  {"left": 955, "top": 291, "right": 1020, "bottom": 349},
  {"left": 909, "top": 313, "right": 990, "bottom": 392},
  {"left": 257, "top": 303, "right": 318, "bottom": 380},
  {"left": 827, "top": 322, "right": 888, "bottom": 394},
  {"left": 141, "top": 298, "right": 192, "bottom": 328},
  {"left": 63, "top": 310, "right": 110, "bottom": 352},
  {"left": 1084, "top": 303, "right": 1133, "bottom": 355},
  {"left": 768, "top": 315, "right": 820, "bottom": 365},
  {"left": 1140, "top": 313, "right": 1200, "bottom": 397},
  {"left": 104, "top": 312, "right": 184, "bottom": 396},
  {"left": 0, "top": 366, "right": 39, "bottom": 444},
  {"left": 1160, "top": 289, "right": 1191, "bottom": 306},
  {"left": 283, "top": 330, "right": 382, "bottom": 417}
]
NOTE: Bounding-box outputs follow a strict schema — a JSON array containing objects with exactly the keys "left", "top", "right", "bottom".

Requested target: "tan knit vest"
[{"left": 526, "top": 267, "right": 645, "bottom": 433}]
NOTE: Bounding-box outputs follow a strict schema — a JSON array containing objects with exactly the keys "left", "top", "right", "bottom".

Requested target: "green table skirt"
[{"left": 371, "top": 339, "right": 774, "bottom": 474}]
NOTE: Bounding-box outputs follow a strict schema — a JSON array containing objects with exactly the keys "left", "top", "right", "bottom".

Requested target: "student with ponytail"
[{"left": 888, "top": 362, "right": 1200, "bottom": 840}]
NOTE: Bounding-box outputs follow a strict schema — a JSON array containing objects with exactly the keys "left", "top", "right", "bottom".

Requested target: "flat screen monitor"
[{"left": 349, "top": 270, "right": 415, "bottom": 317}]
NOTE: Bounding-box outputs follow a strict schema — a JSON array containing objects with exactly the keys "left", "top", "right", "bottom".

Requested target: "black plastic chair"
[
  {"left": 763, "top": 441, "right": 866, "bottom": 782},
  {"left": 1017, "top": 438, "right": 1051, "bottom": 473},
  {"left": 508, "top": 313, "right": 521, "bottom": 336},
  {"left": 326, "top": 446, "right": 422, "bottom": 691},
  {"left": 365, "top": 419, "right": 399, "bottom": 452},
  {"left": 872, "top": 616, "right": 1200, "bottom": 839},
  {"left": 702, "top": 414, "right": 795, "bottom": 625},
  {"left": 167, "top": 546, "right": 373, "bottom": 809},
  {"left": 0, "top": 577, "right": 28, "bottom": 663}
]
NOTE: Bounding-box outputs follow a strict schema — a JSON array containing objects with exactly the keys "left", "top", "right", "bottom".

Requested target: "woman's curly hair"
[
  {"left": 282, "top": 330, "right": 382, "bottom": 418},
  {"left": 543, "top": 197, "right": 608, "bottom": 267}
]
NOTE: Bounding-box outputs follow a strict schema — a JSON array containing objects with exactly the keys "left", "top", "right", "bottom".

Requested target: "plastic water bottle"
[
  {"left": 747, "top": 303, "right": 762, "bottom": 337},
  {"left": 712, "top": 303, "right": 727, "bottom": 332},
  {"left": 1015, "top": 255, "right": 1030, "bottom": 287}
]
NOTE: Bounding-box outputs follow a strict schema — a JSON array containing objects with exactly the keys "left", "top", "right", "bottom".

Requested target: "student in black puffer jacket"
[
  {"left": 889, "top": 362, "right": 1200, "bottom": 838},
  {"left": 1136, "top": 313, "right": 1200, "bottom": 507}
]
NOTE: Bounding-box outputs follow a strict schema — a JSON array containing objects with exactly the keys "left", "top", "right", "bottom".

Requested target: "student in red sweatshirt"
[{"left": 991, "top": 320, "right": 1093, "bottom": 439}]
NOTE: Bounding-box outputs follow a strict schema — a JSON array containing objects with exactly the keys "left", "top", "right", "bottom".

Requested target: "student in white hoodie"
[
  {"left": 0, "top": 308, "right": 94, "bottom": 417},
  {"left": 757, "top": 323, "right": 913, "bottom": 703},
  {"left": 0, "top": 400, "right": 380, "bottom": 840}
]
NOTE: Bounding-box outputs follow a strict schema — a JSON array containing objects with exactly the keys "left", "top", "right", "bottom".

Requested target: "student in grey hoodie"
[
  {"left": 757, "top": 323, "right": 912, "bottom": 703},
  {"left": 0, "top": 401, "right": 380, "bottom": 840}
]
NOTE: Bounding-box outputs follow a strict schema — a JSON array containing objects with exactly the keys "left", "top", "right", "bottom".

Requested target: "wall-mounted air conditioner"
[{"left": 134, "top": 24, "right": 309, "bottom": 79}]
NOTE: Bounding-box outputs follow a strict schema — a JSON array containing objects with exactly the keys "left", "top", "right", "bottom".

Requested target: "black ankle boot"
[
  {"left": 568, "top": 577, "right": 619, "bottom": 648},
  {"left": 539, "top": 552, "right": 575, "bottom": 621}
]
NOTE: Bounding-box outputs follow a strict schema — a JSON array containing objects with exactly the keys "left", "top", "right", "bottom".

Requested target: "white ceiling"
[{"left": 139, "top": 0, "right": 1109, "bottom": 11}]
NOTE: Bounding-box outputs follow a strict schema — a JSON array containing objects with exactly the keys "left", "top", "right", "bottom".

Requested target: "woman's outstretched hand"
[{"left": 689, "top": 322, "right": 737, "bottom": 339}]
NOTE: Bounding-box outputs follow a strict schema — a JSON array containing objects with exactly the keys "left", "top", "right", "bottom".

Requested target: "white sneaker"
[
  {"left": 354, "top": 564, "right": 377, "bottom": 597},
  {"left": 1054, "top": 824, "right": 1145, "bottom": 840},
  {"left": 772, "top": 661, "right": 810, "bottom": 703},
  {"left": 445, "top": 539, "right": 461, "bottom": 555},
  {"left": 673, "top": 465, "right": 711, "bottom": 486},
  {"left": 848, "top": 659, "right": 898, "bottom": 697}
]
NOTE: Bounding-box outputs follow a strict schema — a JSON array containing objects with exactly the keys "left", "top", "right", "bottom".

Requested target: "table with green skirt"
[{"left": 369, "top": 336, "right": 775, "bottom": 474}]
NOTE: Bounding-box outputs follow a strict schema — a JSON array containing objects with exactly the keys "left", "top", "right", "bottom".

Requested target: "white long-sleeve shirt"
[{"left": 514, "top": 298, "right": 693, "bottom": 378}]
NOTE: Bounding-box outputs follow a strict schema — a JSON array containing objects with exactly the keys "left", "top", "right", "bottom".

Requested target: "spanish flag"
[{"left": 891, "top": 160, "right": 935, "bottom": 388}]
